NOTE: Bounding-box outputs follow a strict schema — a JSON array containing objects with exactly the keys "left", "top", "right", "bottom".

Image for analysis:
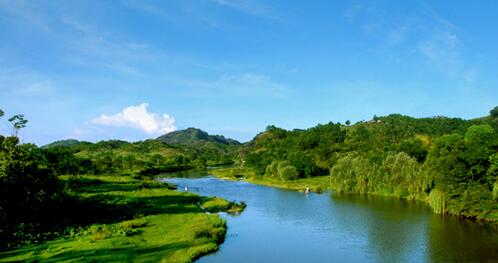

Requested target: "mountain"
[
  {"left": 156, "top": 128, "right": 240, "bottom": 146},
  {"left": 42, "top": 139, "right": 90, "bottom": 148}
]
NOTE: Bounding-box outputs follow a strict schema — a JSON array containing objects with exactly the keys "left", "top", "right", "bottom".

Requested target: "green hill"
[
  {"left": 42, "top": 139, "right": 90, "bottom": 149},
  {"left": 240, "top": 109, "right": 498, "bottom": 221},
  {"left": 156, "top": 128, "right": 240, "bottom": 146},
  {"left": 40, "top": 128, "right": 241, "bottom": 176}
]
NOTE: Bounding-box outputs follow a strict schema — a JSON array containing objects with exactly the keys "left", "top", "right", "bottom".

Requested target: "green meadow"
[{"left": 0, "top": 175, "right": 243, "bottom": 263}]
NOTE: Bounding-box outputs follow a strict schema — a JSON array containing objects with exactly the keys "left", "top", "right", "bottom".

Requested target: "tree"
[
  {"left": 465, "top": 124, "right": 495, "bottom": 143},
  {"left": 345, "top": 120, "right": 351, "bottom": 126},
  {"left": 0, "top": 109, "right": 3, "bottom": 143},
  {"left": 398, "top": 138, "right": 428, "bottom": 162},
  {"left": 8, "top": 115, "right": 28, "bottom": 137},
  {"left": 426, "top": 134, "right": 467, "bottom": 184},
  {"left": 287, "top": 152, "right": 319, "bottom": 177},
  {"left": 279, "top": 165, "right": 298, "bottom": 181},
  {"left": 490, "top": 106, "right": 498, "bottom": 118},
  {"left": 0, "top": 137, "right": 61, "bottom": 228},
  {"left": 463, "top": 125, "right": 497, "bottom": 182},
  {"left": 265, "top": 160, "right": 279, "bottom": 177},
  {"left": 488, "top": 153, "right": 498, "bottom": 200}
]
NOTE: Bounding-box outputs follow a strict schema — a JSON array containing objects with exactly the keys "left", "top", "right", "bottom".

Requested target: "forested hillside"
[
  {"left": 242, "top": 107, "right": 498, "bottom": 220},
  {"left": 0, "top": 111, "right": 246, "bottom": 262},
  {"left": 2, "top": 105, "right": 498, "bottom": 252},
  {"left": 157, "top": 127, "right": 240, "bottom": 146},
  {"left": 42, "top": 129, "right": 240, "bottom": 177}
]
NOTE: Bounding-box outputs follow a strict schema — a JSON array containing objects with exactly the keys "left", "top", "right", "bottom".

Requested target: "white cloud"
[
  {"left": 0, "top": 67, "right": 57, "bottom": 96},
  {"left": 183, "top": 73, "right": 289, "bottom": 98},
  {"left": 419, "top": 31, "right": 464, "bottom": 79},
  {"left": 91, "top": 103, "right": 176, "bottom": 135},
  {"left": 213, "top": 0, "right": 268, "bottom": 16},
  {"left": 344, "top": 2, "right": 477, "bottom": 84}
]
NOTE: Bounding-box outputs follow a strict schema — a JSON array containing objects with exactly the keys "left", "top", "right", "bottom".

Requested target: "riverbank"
[
  {"left": 0, "top": 175, "right": 243, "bottom": 263},
  {"left": 209, "top": 167, "right": 498, "bottom": 225},
  {"left": 210, "top": 167, "right": 438, "bottom": 206},
  {"left": 209, "top": 167, "right": 331, "bottom": 193}
]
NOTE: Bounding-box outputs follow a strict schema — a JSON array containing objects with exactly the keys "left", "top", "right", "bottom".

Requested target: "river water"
[{"left": 159, "top": 170, "right": 498, "bottom": 263}]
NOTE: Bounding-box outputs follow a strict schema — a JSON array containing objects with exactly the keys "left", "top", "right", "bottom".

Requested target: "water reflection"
[
  {"left": 427, "top": 214, "right": 498, "bottom": 262},
  {"left": 330, "top": 194, "right": 429, "bottom": 262}
]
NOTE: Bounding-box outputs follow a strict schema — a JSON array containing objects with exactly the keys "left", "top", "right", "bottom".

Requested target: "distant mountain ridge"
[
  {"left": 43, "top": 128, "right": 240, "bottom": 148},
  {"left": 156, "top": 128, "right": 240, "bottom": 145},
  {"left": 42, "top": 139, "right": 89, "bottom": 148}
]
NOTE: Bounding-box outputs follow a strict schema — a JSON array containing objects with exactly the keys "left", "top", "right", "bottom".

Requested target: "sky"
[{"left": 0, "top": 0, "right": 497, "bottom": 145}]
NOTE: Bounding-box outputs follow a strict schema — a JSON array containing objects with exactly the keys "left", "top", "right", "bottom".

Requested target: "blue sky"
[{"left": 0, "top": 0, "right": 497, "bottom": 145}]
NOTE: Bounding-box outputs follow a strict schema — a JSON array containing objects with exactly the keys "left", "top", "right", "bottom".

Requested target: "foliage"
[
  {"left": 201, "top": 197, "right": 246, "bottom": 214},
  {"left": 210, "top": 167, "right": 330, "bottom": 193},
  {"left": 242, "top": 106, "right": 498, "bottom": 220},
  {"left": 0, "top": 136, "right": 63, "bottom": 240},
  {"left": 0, "top": 175, "right": 232, "bottom": 262},
  {"left": 397, "top": 137, "right": 428, "bottom": 162},
  {"left": 423, "top": 124, "right": 498, "bottom": 216},
  {"left": 157, "top": 127, "right": 240, "bottom": 146},
  {"left": 43, "top": 146, "right": 96, "bottom": 175},
  {"left": 264, "top": 160, "right": 299, "bottom": 181},
  {"left": 491, "top": 106, "right": 498, "bottom": 118},
  {"left": 40, "top": 128, "right": 240, "bottom": 176},
  {"left": 2, "top": 103, "right": 498, "bottom": 256},
  {"left": 429, "top": 189, "right": 447, "bottom": 214},
  {"left": 329, "top": 152, "right": 428, "bottom": 199},
  {"left": 0, "top": 111, "right": 239, "bottom": 256},
  {"left": 7, "top": 115, "right": 28, "bottom": 137},
  {"left": 278, "top": 164, "right": 299, "bottom": 181}
]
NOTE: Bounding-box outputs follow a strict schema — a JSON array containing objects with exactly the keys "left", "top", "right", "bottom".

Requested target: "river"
[{"left": 159, "top": 170, "right": 498, "bottom": 263}]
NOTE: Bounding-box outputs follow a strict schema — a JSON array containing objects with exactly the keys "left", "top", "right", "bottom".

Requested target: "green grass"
[
  {"left": 208, "top": 167, "right": 256, "bottom": 179},
  {"left": 209, "top": 167, "right": 331, "bottom": 193},
  {"left": 201, "top": 197, "right": 246, "bottom": 214},
  {"left": 0, "top": 175, "right": 236, "bottom": 263},
  {"left": 210, "top": 168, "right": 498, "bottom": 225}
]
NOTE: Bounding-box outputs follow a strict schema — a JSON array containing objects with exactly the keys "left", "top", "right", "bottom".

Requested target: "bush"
[
  {"left": 88, "top": 225, "right": 113, "bottom": 241},
  {"left": 265, "top": 161, "right": 278, "bottom": 177},
  {"left": 279, "top": 165, "right": 298, "bottom": 181},
  {"left": 0, "top": 137, "right": 62, "bottom": 229},
  {"left": 429, "top": 189, "right": 447, "bottom": 214},
  {"left": 119, "top": 219, "right": 147, "bottom": 230}
]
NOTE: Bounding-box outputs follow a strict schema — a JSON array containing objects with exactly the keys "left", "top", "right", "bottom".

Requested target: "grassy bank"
[
  {"left": 210, "top": 168, "right": 498, "bottom": 224},
  {"left": 210, "top": 168, "right": 431, "bottom": 201},
  {"left": 0, "top": 175, "right": 243, "bottom": 263},
  {"left": 209, "top": 167, "right": 331, "bottom": 193}
]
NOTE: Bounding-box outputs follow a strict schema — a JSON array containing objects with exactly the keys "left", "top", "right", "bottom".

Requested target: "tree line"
[
  {"left": 243, "top": 107, "right": 498, "bottom": 220},
  {"left": 2, "top": 106, "right": 498, "bottom": 247},
  {"left": 0, "top": 109, "right": 238, "bottom": 248}
]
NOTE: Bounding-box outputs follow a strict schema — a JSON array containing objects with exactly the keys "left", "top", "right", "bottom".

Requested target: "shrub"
[
  {"left": 119, "top": 219, "right": 147, "bottom": 230},
  {"left": 265, "top": 161, "right": 278, "bottom": 177},
  {"left": 88, "top": 225, "right": 113, "bottom": 241},
  {"left": 493, "top": 183, "right": 498, "bottom": 200},
  {"left": 279, "top": 165, "right": 298, "bottom": 181},
  {"left": 429, "top": 189, "right": 447, "bottom": 214}
]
